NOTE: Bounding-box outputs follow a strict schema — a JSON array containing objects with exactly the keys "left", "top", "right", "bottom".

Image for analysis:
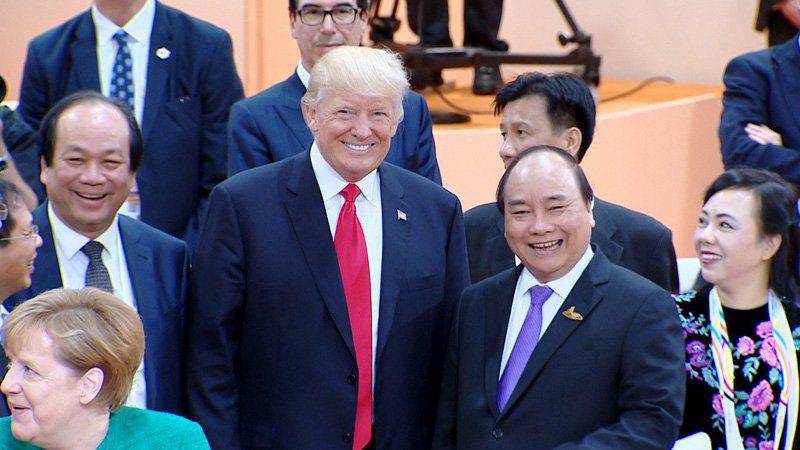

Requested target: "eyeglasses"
[
  {"left": 0, "top": 224, "right": 39, "bottom": 243},
  {"left": 296, "top": 5, "right": 362, "bottom": 26}
]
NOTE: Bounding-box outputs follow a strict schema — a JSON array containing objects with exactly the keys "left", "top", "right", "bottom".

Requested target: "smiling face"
[
  {"left": 304, "top": 91, "right": 399, "bottom": 182},
  {"left": 291, "top": 0, "right": 368, "bottom": 71},
  {"left": 499, "top": 95, "right": 580, "bottom": 169},
  {"left": 0, "top": 204, "right": 42, "bottom": 301},
  {"left": 695, "top": 189, "right": 778, "bottom": 291},
  {"left": 1, "top": 329, "right": 88, "bottom": 448},
  {"left": 40, "top": 101, "right": 135, "bottom": 239},
  {"left": 503, "top": 152, "right": 594, "bottom": 283}
]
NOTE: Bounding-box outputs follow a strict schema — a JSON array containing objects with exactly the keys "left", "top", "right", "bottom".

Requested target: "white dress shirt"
[
  {"left": 92, "top": 0, "right": 155, "bottom": 125},
  {"left": 48, "top": 204, "right": 147, "bottom": 409},
  {"left": 310, "top": 143, "right": 383, "bottom": 378},
  {"left": 499, "top": 245, "right": 594, "bottom": 378},
  {"left": 296, "top": 62, "right": 311, "bottom": 89}
]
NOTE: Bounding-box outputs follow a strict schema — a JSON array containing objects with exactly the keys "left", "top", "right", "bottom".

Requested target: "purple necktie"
[{"left": 497, "top": 284, "right": 553, "bottom": 411}]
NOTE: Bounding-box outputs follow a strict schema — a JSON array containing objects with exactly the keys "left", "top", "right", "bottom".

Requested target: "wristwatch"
[{"left": 0, "top": 156, "right": 7, "bottom": 174}]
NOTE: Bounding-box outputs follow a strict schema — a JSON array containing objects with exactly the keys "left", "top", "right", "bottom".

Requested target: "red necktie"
[{"left": 334, "top": 183, "right": 372, "bottom": 449}]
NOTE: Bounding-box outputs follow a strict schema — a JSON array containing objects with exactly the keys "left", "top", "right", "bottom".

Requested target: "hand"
[{"left": 745, "top": 123, "right": 783, "bottom": 146}]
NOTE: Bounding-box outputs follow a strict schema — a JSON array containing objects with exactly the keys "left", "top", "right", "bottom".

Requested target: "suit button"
[
  {"left": 342, "top": 432, "right": 353, "bottom": 442},
  {"left": 347, "top": 373, "right": 357, "bottom": 384},
  {"left": 492, "top": 427, "right": 503, "bottom": 439}
]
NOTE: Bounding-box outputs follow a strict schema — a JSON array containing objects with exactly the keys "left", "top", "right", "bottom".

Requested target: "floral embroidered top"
[{"left": 676, "top": 287, "right": 800, "bottom": 450}]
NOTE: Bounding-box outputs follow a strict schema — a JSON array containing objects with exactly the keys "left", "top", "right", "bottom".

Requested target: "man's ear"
[
  {"left": 78, "top": 367, "right": 105, "bottom": 405},
  {"left": 302, "top": 102, "right": 318, "bottom": 132},
  {"left": 562, "top": 127, "right": 583, "bottom": 157},
  {"left": 40, "top": 156, "right": 49, "bottom": 185}
]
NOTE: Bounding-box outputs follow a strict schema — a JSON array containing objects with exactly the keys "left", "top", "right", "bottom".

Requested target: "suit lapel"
[
  {"left": 375, "top": 165, "right": 408, "bottom": 360},
  {"left": 280, "top": 73, "right": 314, "bottom": 151},
  {"left": 119, "top": 218, "right": 159, "bottom": 408},
  {"left": 489, "top": 210, "right": 515, "bottom": 275},
  {"left": 29, "top": 205, "right": 64, "bottom": 296},
  {"left": 483, "top": 267, "right": 522, "bottom": 419},
  {"left": 285, "top": 153, "right": 355, "bottom": 358},
  {"left": 773, "top": 39, "right": 800, "bottom": 137},
  {"left": 498, "top": 250, "right": 611, "bottom": 418},
  {"left": 70, "top": 12, "right": 101, "bottom": 92},
  {"left": 141, "top": 3, "right": 172, "bottom": 143},
  {"left": 590, "top": 199, "right": 622, "bottom": 264}
]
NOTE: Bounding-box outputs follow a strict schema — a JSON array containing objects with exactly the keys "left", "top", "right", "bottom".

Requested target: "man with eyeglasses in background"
[{"left": 227, "top": 0, "right": 442, "bottom": 184}]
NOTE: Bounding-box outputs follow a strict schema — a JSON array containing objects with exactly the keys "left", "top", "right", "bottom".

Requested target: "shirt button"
[
  {"left": 342, "top": 432, "right": 353, "bottom": 442},
  {"left": 347, "top": 373, "right": 357, "bottom": 384},
  {"left": 492, "top": 427, "right": 503, "bottom": 439}
]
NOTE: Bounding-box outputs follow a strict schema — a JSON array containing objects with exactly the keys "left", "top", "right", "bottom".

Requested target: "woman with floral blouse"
[{"left": 677, "top": 168, "right": 800, "bottom": 450}]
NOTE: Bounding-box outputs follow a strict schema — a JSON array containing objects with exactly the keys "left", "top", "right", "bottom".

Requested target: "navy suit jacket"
[
  {"left": 186, "top": 151, "right": 469, "bottom": 449},
  {"left": 720, "top": 35, "right": 800, "bottom": 183},
  {"left": 227, "top": 72, "right": 442, "bottom": 184},
  {"left": 432, "top": 250, "right": 685, "bottom": 449},
  {"left": 464, "top": 199, "right": 679, "bottom": 292},
  {"left": 17, "top": 2, "right": 244, "bottom": 241},
  {"left": 7, "top": 205, "right": 189, "bottom": 414}
]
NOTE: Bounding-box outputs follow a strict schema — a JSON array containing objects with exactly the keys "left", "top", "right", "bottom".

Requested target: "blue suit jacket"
[
  {"left": 720, "top": 35, "right": 800, "bottom": 182},
  {"left": 17, "top": 2, "right": 244, "bottom": 241},
  {"left": 7, "top": 205, "right": 189, "bottom": 415},
  {"left": 227, "top": 72, "right": 442, "bottom": 184},
  {"left": 432, "top": 250, "right": 685, "bottom": 449},
  {"left": 186, "top": 151, "right": 469, "bottom": 449}
]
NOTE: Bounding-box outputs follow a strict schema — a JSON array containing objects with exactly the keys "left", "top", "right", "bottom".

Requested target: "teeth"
[
  {"left": 345, "top": 143, "right": 371, "bottom": 151},
  {"left": 531, "top": 241, "right": 559, "bottom": 250},
  {"left": 703, "top": 254, "right": 721, "bottom": 260}
]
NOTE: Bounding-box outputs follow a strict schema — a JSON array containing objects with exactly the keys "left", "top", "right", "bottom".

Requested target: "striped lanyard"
[{"left": 709, "top": 287, "right": 799, "bottom": 450}]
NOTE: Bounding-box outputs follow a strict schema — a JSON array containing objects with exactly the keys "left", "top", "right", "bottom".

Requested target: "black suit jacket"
[
  {"left": 432, "top": 249, "right": 685, "bottom": 449},
  {"left": 465, "top": 198, "right": 679, "bottom": 292},
  {"left": 186, "top": 151, "right": 470, "bottom": 449},
  {"left": 17, "top": 2, "right": 244, "bottom": 241}
]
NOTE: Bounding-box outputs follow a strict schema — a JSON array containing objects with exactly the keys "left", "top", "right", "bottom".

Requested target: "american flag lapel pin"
[{"left": 397, "top": 209, "right": 407, "bottom": 221}]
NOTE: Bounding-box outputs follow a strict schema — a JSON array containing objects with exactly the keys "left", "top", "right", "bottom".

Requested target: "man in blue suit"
[
  {"left": 720, "top": 28, "right": 800, "bottom": 183},
  {"left": 7, "top": 92, "right": 189, "bottom": 415},
  {"left": 16, "top": 0, "right": 243, "bottom": 243},
  {"left": 433, "top": 146, "right": 685, "bottom": 449},
  {"left": 188, "top": 47, "right": 468, "bottom": 449},
  {"left": 227, "top": 0, "right": 441, "bottom": 184}
]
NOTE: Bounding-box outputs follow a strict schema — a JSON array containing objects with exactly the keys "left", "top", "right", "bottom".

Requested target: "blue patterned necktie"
[
  {"left": 81, "top": 241, "right": 114, "bottom": 293},
  {"left": 497, "top": 284, "right": 553, "bottom": 411},
  {"left": 110, "top": 30, "right": 134, "bottom": 113}
]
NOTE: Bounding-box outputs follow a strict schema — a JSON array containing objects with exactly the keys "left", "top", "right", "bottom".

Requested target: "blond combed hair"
[
  {"left": 3, "top": 288, "right": 145, "bottom": 412},
  {"left": 301, "top": 46, "right": 410, "bottom": 121}
]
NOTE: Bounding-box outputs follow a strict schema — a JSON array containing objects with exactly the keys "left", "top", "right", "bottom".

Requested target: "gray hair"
[{"left": 301, "top": 46, "right": 409, "bottom": 122}]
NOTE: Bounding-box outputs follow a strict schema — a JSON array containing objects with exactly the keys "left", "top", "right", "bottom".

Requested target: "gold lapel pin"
[{"left": 562, "top": 306, "right": 583, "bottom": 321}]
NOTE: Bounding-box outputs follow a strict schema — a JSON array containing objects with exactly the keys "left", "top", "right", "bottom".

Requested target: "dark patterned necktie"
[
  {"left": 81, "top": 241, "right": 114, "bottom": 293},
  {"left": 110, "top": 30, "right": 135, "bottom": 112}
]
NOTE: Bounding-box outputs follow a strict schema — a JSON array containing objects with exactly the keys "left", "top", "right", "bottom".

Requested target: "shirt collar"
[
  {"left": 310, "top": 141, "right": 379, "bottom": 206},
  {"left": 92, "top": 0, "right": 156, "bottom": 45},
  {"left": 48, "top": 202, "right": 120, "bottom": 260},
  {"left": 296, "top": 62, "right": 311, "bottom": 89},
  {"left": 517, "top": 245, "right": 594, "bottom": 300}
]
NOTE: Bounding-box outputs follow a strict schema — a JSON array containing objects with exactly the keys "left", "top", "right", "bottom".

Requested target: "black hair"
[
  {"left": 704, "top": 168, "right": 800, "bottom": 301},
  {"left": 0, "top": 179, "right": 22, "bottom": 247},
  {"left": 496, "top": 145, "right": 593, "bottom": 215},
  {"left": 40, "top": 90, "right": 142, "bottom": 173},
  {"left": 289, "top": 0, "right": 370, "bottom": 14},
  {"left": 494, "top": 72, "right": 596, "bottom": 162}
]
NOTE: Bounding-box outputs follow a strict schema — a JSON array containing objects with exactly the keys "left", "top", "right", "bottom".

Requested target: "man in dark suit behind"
[
  {"left": 187, "top": 46, "right": 469, "bottom": 449},
  {"left": 466, "top": 72, "right": 679, "bottom": 291},
  {"left": 755, "top": 0, "right": 799, "bottom": 46},
  {"left": 720, "top": 22, "right": 800, "bottom": 183},
  {"left": 16, "top": 0, "right": 243, "bottom": 243},
  {"left": 6, "top": 92, "right": 188, "bottom": 414},
  {"left": 227, "top": 0, "right": 441, "bottom": 184},
  {"left": 433, "top": 146, "right": 685, "bottom": 449}
]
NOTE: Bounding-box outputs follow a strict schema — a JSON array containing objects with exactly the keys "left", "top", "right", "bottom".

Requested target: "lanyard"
[{"left": 709, "top": 287, "right": 799, "bottom": 450}]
